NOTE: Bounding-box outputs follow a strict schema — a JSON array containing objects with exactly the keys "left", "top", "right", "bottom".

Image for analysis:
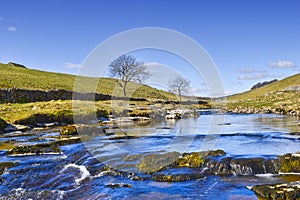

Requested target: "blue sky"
[{"left": 0, "top": 0, "right": 299, "bottom": 96}]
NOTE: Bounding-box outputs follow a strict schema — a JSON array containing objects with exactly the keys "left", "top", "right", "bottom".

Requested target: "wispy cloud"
[
  {"left": 64, "top": 62, "right": 83, "bottom": 69},
  {"left": 238, "top": 72, "right": 268, "bottom": 80},
  {"left": 144, "top": 62, "right": 162, "bottom": 67},
  {"left": 269, "top": 60, "right": 296, "bottom": 68},
  {"left": 235, "top": 68, "right": 256, "bottom": 74},
  {"left": 6, "top": 26, "right": 17, "bottom": 32}
]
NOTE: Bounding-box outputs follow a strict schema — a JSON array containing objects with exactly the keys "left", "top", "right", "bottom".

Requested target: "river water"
[{"left": 0, "top": 113, "right": 299, "bottom": 199}]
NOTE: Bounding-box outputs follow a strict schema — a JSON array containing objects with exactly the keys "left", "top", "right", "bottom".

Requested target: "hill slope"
[
  {"left": 0, "top": 62, "right": 176, "bottom": 100},
  {"left": 225, "top": 73, "right": 300, "bottom": 115}
]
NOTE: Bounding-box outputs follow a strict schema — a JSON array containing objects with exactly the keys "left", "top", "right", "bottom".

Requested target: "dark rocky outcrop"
[
  {"left": 251, "top": 79, "right": 278, "bottom": 90},
  {"left": 7, "top": 62, "right": 27, "bottom": 68}
]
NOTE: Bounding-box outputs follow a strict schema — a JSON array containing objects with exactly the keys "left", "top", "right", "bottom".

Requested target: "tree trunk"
[
  {"left": 179, "top": 89, "right": 182, "bottom": 102},
  {"left": 123, "top": 82, "right": 127, "bottom": 97}
]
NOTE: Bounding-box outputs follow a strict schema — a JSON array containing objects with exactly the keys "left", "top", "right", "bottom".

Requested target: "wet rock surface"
[
  {"left": 152, "top": 173, "right": 204, "bottom": 182},
  {"left": 251, "top": 181, "right": 300, "bottom": 200},
  {"left": 6, "top": 143, "right": 61, "bottom": 156}
]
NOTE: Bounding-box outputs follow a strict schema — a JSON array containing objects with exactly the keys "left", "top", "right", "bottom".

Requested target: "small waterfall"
[{"left": 203, "top": 156, "right": 280, "bottom": 175}]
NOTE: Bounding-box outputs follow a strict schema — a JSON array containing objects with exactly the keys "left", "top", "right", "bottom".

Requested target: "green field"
[{"left": 0, "top": 63, "right": 176, "bottom": 100}]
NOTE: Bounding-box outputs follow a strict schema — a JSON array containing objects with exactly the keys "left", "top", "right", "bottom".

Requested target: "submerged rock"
[
  {"left": 251, "top": 181, "right": 300, "bottom": 200},
  {"left": 7, "top": 144, "right": 61, "bottom": 156},
  {"left": 105, "top": 183, "right": 132, "bottom": 188},
  {"left": 0, "top": 162, "right": 18, "bottom": 175},
  {"left": 152, "top": 173, "right": 204, "bottom": 182}
]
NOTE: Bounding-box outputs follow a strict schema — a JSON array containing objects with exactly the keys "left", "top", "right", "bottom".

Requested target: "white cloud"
[
  {"left": 269, "top": 60, "right": 296, "bottom": 68},
  {"left": 236, "top": 68, "right": 256, "bottom": 74},
  {"left": 64, "top": 62, "right": 83, "bottom": 69},
  {"left": 238, "top": 72, "right": 268, "bottom": 80},
  {"left": 6, "top": 26, "right": 17, "bottom": 32}
]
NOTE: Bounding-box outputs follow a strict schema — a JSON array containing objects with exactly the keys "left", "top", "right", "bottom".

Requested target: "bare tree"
[
  {"left": 168, "top": 76, "right": 190, "bottom": 101},
  {"left": 108, "top": 54, "right": 150, "bottom": 97}
]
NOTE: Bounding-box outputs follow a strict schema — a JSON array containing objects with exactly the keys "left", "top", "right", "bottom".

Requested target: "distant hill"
[
  {"left": 0, "top": 62, "right": 177, "bottom": 100},
  {"left": 250, "top": 79, "right": 278, "bottom": 90},
  {"left": 228, "top": 73, "right": 300, "bottom": 101},
  {"left": 225, "top": 73, "right": 300, "bottom": 115}
]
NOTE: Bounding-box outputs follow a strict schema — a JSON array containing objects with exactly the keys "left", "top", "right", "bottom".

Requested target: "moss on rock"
[
  {"left": 279, "top": 153, "right": 300, "bottom": 173},
  {"left": 138, "top": 152, "right": 180, "bottom": 173},
  {"left": 7, "top": 144, "right": 61, "bottom": 156}
]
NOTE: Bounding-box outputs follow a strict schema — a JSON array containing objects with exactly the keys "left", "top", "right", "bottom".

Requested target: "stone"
[
  {"left": 279, "top": 153, "right": 300, "bottom": 173},
  {"left": 152, "top": 174, "right": 205, "bottom": 182},
  {"left": 7, "top": 144, "right": 61, "bottom": 156},
  {"left": 138, "top": 152, "right": 181, "bottom": 173},
  {"left": 60, "top": 125, "right": 77, "bottom": 136},
  {"left": 105, "top": 183, "right": 132, "bottom": 188},
  {"left": 251, "top": 181, "right": 300, "bottom": 200}
]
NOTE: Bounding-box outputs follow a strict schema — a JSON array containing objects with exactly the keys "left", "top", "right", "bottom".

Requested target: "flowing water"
[{"left": 0, "top": 113, "right": 299, "bottom": 199}]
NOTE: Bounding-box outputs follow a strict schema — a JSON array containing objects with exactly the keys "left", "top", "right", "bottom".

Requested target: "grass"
[
  {"left": 227, "top": 73, "right": 300, "bottom": 101},
  {"left": 0, "top": 99, "right": 210, "bottom": 125},
  {"left": 216, "top": 73, "right": 300, "bottom": 115},
  {"left": 0, "top": 63, "right": 177, "bottom": 100}
]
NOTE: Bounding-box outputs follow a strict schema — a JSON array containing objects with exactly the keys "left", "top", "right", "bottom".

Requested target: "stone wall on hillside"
[{"left": 0, "top": 88, "right": 146, "bottom": 103}]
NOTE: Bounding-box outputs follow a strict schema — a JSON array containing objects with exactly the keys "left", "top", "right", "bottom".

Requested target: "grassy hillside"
[
  {"left": 0, "top": 62, "right": 176, "bottom": 100},
  {"left": 224, "top": 73, "right": 300, "bottom": 115}
]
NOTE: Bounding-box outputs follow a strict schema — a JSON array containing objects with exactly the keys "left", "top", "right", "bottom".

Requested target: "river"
[{"left": 0, "top": 113, "right": 299, "bottom": 199}]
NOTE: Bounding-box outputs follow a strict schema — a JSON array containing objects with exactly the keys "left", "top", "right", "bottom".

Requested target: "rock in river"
[
  {"left": 60, "top": 125, "right": 78, "bottom": 136},
  {"left": 7, "top": 144, "right": 61, "bottom": 156},
  {"left": 251, "top": 181, "right": 300, "bottom": 200},
  {"left": 152, "top": 173, "right": 205, "bottom": 182}
]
